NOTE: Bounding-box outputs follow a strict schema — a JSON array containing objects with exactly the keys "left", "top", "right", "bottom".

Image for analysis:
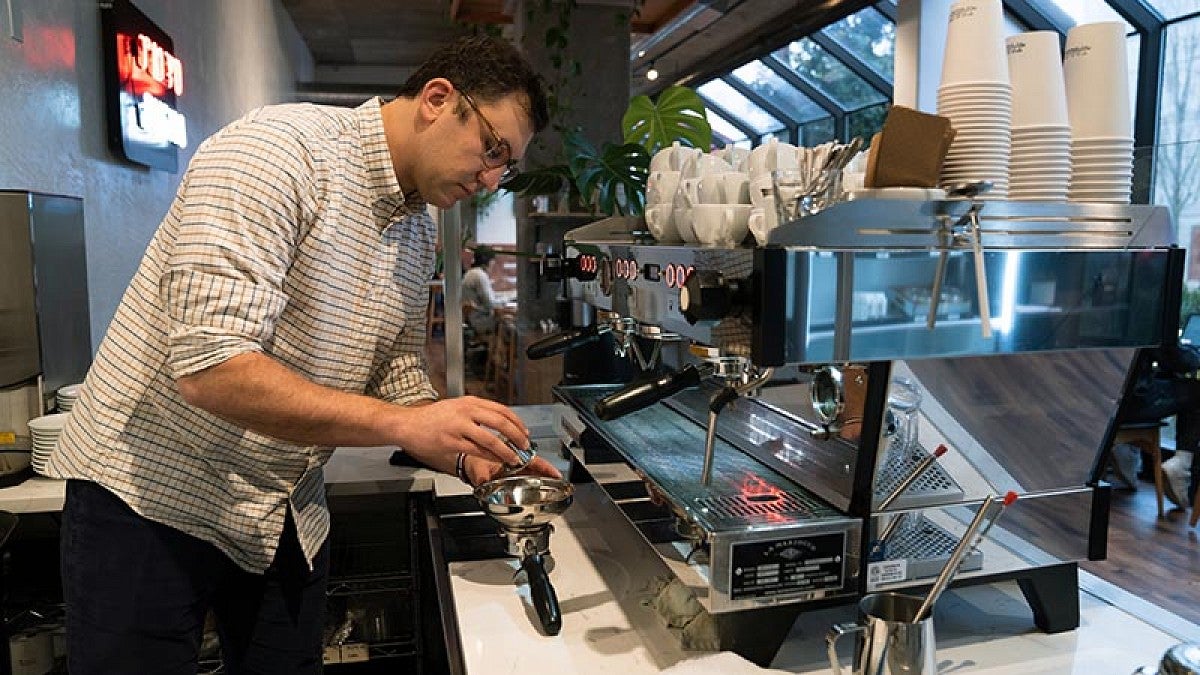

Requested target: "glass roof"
[
  {"left": 1041, "top": 0, "right": 1135, "bottom": 31},
  {"left": 819, "top": 7, "right": 895, "bottom": 80},
  {"left": 706, "top": 109, "right": 749, "bottom": 145},
  {"left": 1144, "top": 0, "right": 1197, "bottom": 21},
  {"left": 697, "top": 79, "right": 785, "bottom": 135},
  {"left": 771, "top": 38, "right": 888, "bottom": 110},
  {"left": 729, "top": 61, "right": 829, "bottom": 123}
]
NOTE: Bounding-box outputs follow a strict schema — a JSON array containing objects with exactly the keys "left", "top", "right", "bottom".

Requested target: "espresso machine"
[{"left": 527, "top": 196, "right": 1180, "bottom": 665}]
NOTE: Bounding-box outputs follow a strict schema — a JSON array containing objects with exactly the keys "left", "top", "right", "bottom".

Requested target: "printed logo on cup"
[
  {"left": 949, "top": 5, "right": 978, "bottom": 22},
  {"left": 1007, "top": 40, "right": 1026, "bottom": 55},
  {"left": 1064, "top": 45, "right": 1091, "bottom": 60}
]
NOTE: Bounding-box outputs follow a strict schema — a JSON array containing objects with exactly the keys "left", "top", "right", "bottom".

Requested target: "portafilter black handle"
[
  {"left": 521, "top": 553, "right": 562, "bottom": 636},
  {"left": 594, "top": 364, "right": 704, "bottom": 421},
  {"left": 526, "top": 324, "right": 606, "bottom": 360}
]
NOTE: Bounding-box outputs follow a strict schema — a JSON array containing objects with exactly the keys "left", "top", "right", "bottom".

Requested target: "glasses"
[{"left": 459, "top": 91, "right": 519, "bottom": 182}]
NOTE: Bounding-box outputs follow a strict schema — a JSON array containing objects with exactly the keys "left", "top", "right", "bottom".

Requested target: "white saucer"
[{"left": 845, "top": 187, "right": 948, "bottom": 201}]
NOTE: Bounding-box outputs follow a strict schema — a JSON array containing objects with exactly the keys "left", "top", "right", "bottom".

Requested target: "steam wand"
[{"left": 701, "top": 367, "right": 775, "bottom": 486}]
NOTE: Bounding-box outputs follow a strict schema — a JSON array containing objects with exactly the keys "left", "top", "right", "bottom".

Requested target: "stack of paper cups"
[
  {"left": 1007, "top": 31, "right": 1071, "bottom": 202},
  {"left": 937, "top": 0, "right": 1011, "bottom": 199},
  {"left": 1064, "top": 21, "right": 1134, "bottom": 204}
]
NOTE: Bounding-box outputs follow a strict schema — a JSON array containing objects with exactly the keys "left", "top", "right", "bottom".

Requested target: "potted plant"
[{"left": 501, "top": 85, "right": 713, "bottom": 217}]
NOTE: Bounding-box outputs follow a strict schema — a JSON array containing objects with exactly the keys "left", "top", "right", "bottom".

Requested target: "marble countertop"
[
  {"left": 447, "top": 478, "right": 1188, "bottom": 674},
  {"left": 4, "top": 404, "right": 1193, "bottom": 673}
]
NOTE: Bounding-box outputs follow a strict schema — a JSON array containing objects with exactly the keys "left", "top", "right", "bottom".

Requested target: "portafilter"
[{"left": 474, "top": 476, "right": 574, "bottom": 636}]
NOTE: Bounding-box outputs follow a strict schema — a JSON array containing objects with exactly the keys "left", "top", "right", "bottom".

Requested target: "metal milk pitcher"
[{"left": 827, "top": 592, "right": 937, "bottom": 675}]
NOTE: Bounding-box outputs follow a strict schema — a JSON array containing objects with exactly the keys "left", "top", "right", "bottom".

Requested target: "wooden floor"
[
  {"left": 425, "top": 333, "right": 1200, "bottom": 628},
  {"left": 1081, "top": 478, "right": 1200, "bottom": 626}
]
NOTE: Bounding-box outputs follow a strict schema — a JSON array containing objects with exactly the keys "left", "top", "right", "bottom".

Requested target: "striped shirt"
[{"left": 46, "top": 97, "right": 439, "bottom": 573}]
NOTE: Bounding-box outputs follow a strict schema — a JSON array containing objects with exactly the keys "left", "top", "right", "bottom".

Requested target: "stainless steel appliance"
[
  {"left": 0, "top": 191, "right": 91, "bottom": 484},
  {"left": 531, "top": 197, "right": 1180, "bottom": 665}
]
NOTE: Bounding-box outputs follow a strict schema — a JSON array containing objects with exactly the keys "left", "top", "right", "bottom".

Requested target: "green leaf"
[
  {"left": 564, "top": 130, "right": 650, "bottom": 216},
  {"left": 622, "top": 85, "right": 712, "bottom": 156},
  {"left": 499, "top": 164, "right": 572, "bottom": 196}
]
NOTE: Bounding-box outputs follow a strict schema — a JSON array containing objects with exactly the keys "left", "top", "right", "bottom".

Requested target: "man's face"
[{"left": 419, "top": 90, "right": 535, "bottom": 209}]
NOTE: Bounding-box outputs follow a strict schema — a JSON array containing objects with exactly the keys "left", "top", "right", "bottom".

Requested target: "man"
[
  {"left": 462, "top": 247, "right": 498, "bottom": 335},
  {"left": 45, "top": 35, "right": 556, "bottom": 674}
]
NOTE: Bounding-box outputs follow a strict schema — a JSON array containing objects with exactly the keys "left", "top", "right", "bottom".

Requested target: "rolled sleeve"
[
  {"left": 159, "top": 116, "right": 316, "bottom": 379},
  {"left": 163, "top": 270, "right": 282, "bottom": 378}
]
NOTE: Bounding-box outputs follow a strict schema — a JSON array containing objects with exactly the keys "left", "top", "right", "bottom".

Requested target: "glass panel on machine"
[{"left": 785, "top": 248, "right": 1170, "bottom": 364}]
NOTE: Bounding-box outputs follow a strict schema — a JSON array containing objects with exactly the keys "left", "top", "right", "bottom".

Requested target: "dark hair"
[
  {"left": 398, "top": 35, "right": 549, "bottom": 134},
  {"left": 472, "top": 249, "right": 495, "bottom": 268}
]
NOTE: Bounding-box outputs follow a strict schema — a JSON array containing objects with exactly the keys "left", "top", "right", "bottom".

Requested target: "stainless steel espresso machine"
[{"left": 527, "top": 196, "right": 1180, "bottom": 665}]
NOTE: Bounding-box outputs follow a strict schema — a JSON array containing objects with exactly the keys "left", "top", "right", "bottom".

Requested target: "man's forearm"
[{"left": 176, "top": 351, "right": 411, "bottom": 448}]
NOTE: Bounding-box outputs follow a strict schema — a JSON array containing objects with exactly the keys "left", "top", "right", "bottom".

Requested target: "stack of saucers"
[
  {"left": 28, "top": 413, "right": 67, "bottom": 477},
  {"left": 56, "top": 384, "right": 82, "bottom": 413},
  {"left": 1064, "top": 21, "right": 1134, "bottom": 204},
  {"left": 937, "top": 0, "right": 1011, "bottom": 199},
  {"left": 1006, "top": 31, "right": 1071, "bottom": 202}
]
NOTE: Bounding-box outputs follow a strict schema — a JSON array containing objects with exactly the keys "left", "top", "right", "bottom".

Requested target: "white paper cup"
[
  {"left": 940, "top": 0, "right": 1009, "bottom": 86},
  {"left": 1007, "top": 31, "right": 1069, "bottom": 128},
  {"left": 1064, "top": 21, "right": 1132, "bottom": 139}
]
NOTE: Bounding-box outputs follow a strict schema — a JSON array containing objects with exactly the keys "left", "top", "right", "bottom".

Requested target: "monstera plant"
[
  {"left": 622, "top": 85, "right": 712, "bottom": 158},
  {"left": 501, "top": 85, "right": 711, "bottom": 216}
]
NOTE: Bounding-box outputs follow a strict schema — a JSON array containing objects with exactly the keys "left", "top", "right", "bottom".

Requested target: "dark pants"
[{"left": 60, "top": 479, "right": 329, "bottom": 674}]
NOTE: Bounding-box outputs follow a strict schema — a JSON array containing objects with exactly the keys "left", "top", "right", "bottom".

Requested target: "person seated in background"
[
  {"left": 1120, "top": 339, "right": 1200, "bottom": 507},
  {"left": 463, "top": 248, "right": 498, "bottom": 335}
]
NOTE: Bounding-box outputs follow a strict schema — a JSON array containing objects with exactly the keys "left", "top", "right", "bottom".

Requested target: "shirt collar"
[{"left": 356, "top": 97, "right": 426, "bottom": 228}]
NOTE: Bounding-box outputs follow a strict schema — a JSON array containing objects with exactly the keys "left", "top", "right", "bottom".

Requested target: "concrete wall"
[{"left": 0, "top": 0, "right": 312, "bottom": 349}]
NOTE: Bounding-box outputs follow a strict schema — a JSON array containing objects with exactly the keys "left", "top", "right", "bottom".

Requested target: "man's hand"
[
  {"left": 388, "top": 396, "right": 531, "bottom": 473},
  {"left": 463, "top": 455, "right": 562, "bottom": 486}
]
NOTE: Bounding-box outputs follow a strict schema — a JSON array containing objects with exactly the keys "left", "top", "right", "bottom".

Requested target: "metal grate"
[
  {"left": 694, "top": 490, "right": 820, "bottom": 524},
  {"left": 883, "top": 514, "right": 983, "bottom": 581},
  {"left": 874, "top": 442, "right": 965, "bottom": 509}
]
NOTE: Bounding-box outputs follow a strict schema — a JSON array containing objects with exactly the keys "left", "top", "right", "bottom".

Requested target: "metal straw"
[{"left": 912, "top": 495, "right": 997, "bottom": 623}]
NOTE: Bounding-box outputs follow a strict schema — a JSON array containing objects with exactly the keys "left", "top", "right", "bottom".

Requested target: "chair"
[
  {"left": 1112, "top": 421, "right": 1167, "bottom": 518},
  {"left": 486, "top": 318, "right": 518, "bottom": 404},
  {"left": 1192, "top": 484, "right": 1200, "bottom": 528},
  {"left": 425, "top": 281, "right": 445, "bottom": 340}
]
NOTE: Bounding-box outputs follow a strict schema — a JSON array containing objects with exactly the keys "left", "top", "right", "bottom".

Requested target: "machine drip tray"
[
  {"left": 879, "top": 513, "right": 983, "bottom": 582},
  {"left": 874, "top": 444, "right": 966, "bottom": 510}
]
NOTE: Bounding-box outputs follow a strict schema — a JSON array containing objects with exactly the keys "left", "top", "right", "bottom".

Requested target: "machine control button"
[{"left": 642, "top": 263, "right": 661, "bottom": 282}]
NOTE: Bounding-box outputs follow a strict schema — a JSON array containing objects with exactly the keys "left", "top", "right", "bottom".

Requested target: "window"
[
  {"left": 707, "top": 109, "right": 749, "bottom": 147},
  {"left": 1154, "top": 18, "right": 1200, "bottom": 291},
  {"left": 820, "top": 7, "right": 895, "bottom": 79},
  {"left": 697, "top": 80, "right": 785, "bottom": 137},
  {"left": 771, "top": 39, "right": 887, "bottom": 110},
  {"left": 1141, "top": 0, "right": 1199, "bottom": 21},
  {"left": 1041, "top": 0, "right": 1135, "bottom": 31},
  {"left": 730, "top": 61, "right": 829, "bottom": 123}
]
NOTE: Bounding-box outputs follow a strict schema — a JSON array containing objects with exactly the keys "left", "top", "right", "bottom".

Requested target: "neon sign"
[
  {"left": 101, "top": 0, "right": 187, "bottom": 172},
  {"left": 116, "top": 32, "right": 184, "bottom": 98}
]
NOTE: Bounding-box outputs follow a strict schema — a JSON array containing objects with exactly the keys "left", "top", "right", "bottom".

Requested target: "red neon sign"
[{"left": 116, "top": 31, "right": 183, "bottom": 98}]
